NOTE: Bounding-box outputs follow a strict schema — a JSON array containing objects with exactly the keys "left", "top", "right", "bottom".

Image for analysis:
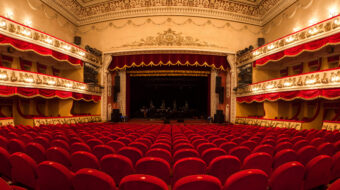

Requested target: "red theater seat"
[
  {"left": 332, "top": 151, "right": 340, "bottom": 180},
  {"left": 8, "top": 139, "right": 25, "bottom": 154},
  {"left": 129, "top": 142, "right": 148, "bottom": 154},
  {"left": 273, "top": 149, "right": 297, "bottom": 169},
  {"left": 71, "top": 151, "right": 100, "bottom": 172},
  {"left": 46, "top": 147, "right": 71, "bottom": 168},
  {"left": 174, "top": 175, "right": 222, "bottom": 190},
  {"left": 107, "top": 140, "right": 125, "bottom": 152},
  {"left": 37, "top": 161, "right": 74, "bottom": 190},
  {"left": 329, "top": 178, "right": 340, "bottom": 190},
  {"left": 304, "top": 155, "right": 332, "bottom": 190},
  {"left": 243, "top": 152, "right": 272, "bottom": 175},
  {"left": 219, "top": 142, "right": 237, "bottom": 154},
  {"left": 293, "top": 140, "right": 309, "bottom": 151},
  {"left": 10, "top": 152, "right": 38, "bottom": 189},
  {"left": 207, "top": 155, "right": 241, "bottom": 184},
  {"left": 223, "top": 169, "right": 268, "bottom": 190},
  {"left": 252, "top": 144, "right": 274, "bottom": 155},
  {"left": 228, "top": 146, "right": 251, "bottom": 163},
  {"left": 34, "top": 136, "right": 50, "bottom": 150},
  {"left": 25, "top": 142, "right": 46, "bottom": 164},
  {"left": 72, "top": 168, "right": 117, "bottom": 190},
  {"left": 173, "top": 157, "right": 207, "bottom": 183},
  {"left": 0, "top": 147, "right": 11, "bottom": 178},
  {"left": 173, "top": 148, "right": 200, "bottom": 163},
  {"left": 93, "top": 145, "right": 115, "bottom": 159},
  {"left": 202, "top": 148, "right": 226, "bottom": 165},
  {"left": 269, "top": 161, "right": 304, "bottom": 190},
  {"left": 136, "top": 157, "right": 170, "bottom": 184},
  {"left": 0, "top": 136, "right": 8, "bottom": 149},
  {"left": 119, "top": 174, "right": 168, "bottom": 190},
  {"left": 51, "top": 139, "right": 70, "bottom": 151},
  {"left": 297, "top": 145, "right": 319, "bottom": 165},
  {"left": 197, "top": 143, "right": 217, "bottom": 155},
  {"left": 87, "top": 139, "right": 104, "bottom": 150},
  {"left": 317, "top": 142, "right": 336, "bottom": 156},
  {"left": 118, "top": 147, "right": 143, "bottom": 165},
  {"left": 145, "top": 148, "right": 172, "bottom": 164},
  {"left": 100, "top": 154, "right": 134, "bottom": 184},
  {"left": 70, "top": 142, "right": 92, "bottom": 153}
]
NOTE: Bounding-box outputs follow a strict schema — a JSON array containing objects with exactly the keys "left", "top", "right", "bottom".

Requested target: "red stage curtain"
[
  {"left": 0, "top": 34, "right": 83, "bottom": 66},
  {"left": 237, "top": 88, "right": 340, "bottom": 103},
  {"left": 255, "top": 32, "right": 340, "bottom": 66},
  {"left": 0, "top": 85, "right": 100, "bottom": 102},
  {"left": 109, "top": 54, "right": 229, "bottom": 71}
]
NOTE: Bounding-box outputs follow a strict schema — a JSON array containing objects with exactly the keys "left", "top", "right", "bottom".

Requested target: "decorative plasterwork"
[
  {"left": 33, "top": 115, "right": 102, "bottom": 126},
  {"left": 236, "top": 68, "right": 340, "bottom": 98},
  {"left": 322, "top": 121, "right": 340, "bottom": 131},
  {"left": 237, "top": 15, "right": 340, "bottom": 67},
  {"left": 235, "top": 117, "right": 303, "bottom": 130},
  {"left": 0, "top": 118, "right": 14, "bottom": 126},
  {"left": 41, "top": 0, "right": 294, "bottom": 26},
  {"left": 108, "top": 29, "right": 233, "bottom": 55}
]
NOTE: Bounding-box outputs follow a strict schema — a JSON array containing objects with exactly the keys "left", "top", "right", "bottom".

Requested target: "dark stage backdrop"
[{"left": 129, "top": 76, "right": 209, "bottom": 119}]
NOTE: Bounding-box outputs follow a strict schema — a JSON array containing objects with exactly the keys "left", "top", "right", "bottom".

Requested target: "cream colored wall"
[
  {"left": 0, "top": 0, "right": 76, "bottom": 43},
  {"left": 77, "top": 16, "right": 263, "bottom": 53},
  {"left": 263, "top": 0, "right": 339, "bottom": 42}
]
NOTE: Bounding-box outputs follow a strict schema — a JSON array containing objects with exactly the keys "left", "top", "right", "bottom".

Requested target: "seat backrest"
[
  {"left": 317, "top": 142, "right": 335, "bottom": 156},
  {"left": 93, "top": 145, "right": 115, "bottom": 160},
  {"left": 8, "top": 139, "right": 25, "bottom": 154},
  {"left": 223, "top": 169, "right": 268, "bottom": 190},
  {"left": 46, "top": 147, "right": 71, "bottom": 168},
  {"left": 229, "top": 146, "right": 251, "bottom": 163},
  {"left": 128, "top": 142, "right": 149, "bottom": 154},
  {"left": 9, "top": 152, "right": 38, "bottom": 189},
  {"left": 202, "top": 148, "right": 226, "bottom": 165},
  {"left": 86, "top": 139, "right": 104, "bottom": 150},
  {"left": 136, "top": 157, "right": 170, "bottom": 184},
  {"left": 293, "top": 140, "right": 309, "bottom": 151},
  {"left": 269, "top": 161, "right": 304, "bottom": 190},
  {"left": 329, "top": 178, "right": 340, "bottom": 190},
  {"left": 70, "top": 142, "right": 92, "bottom": 153},
  {"left": 0, "top": 147, "right": 11, "bottom": 178},
  {"left": 173, "top": 148, "right": 200, "bottom": 163},
  {"left": 297, "top": 145, "right": 318, "bottom": 165},
  {"left": 243, "top": 152, "right": 272, "bottom": 175},
  {"left": 240, "top": 140, "right": 257, "bottom": 150},
  {"left": 173, "top": 157, "right": 207, "bottom": 183},
  {"left": 37, "top": 161, "right": 74, "bottom": 190},
  {"left": 174, "top": 175, "right": 222, "bottom": 190},
  {"left": 25, "top": 142, "right": 46, "bottom": 164},
  {"left": 71, "top": 151, "right": 100, "bottom": 172},
  {"left": 304, "top": 155, "right": 333, "bottom": 190},
  {"left": 145, "top": 148, "right": 172, "bottom": 164},
  {"left": 0, "top": 177, "right": 11, "bottom": 190},
  {"left": 107, "top": 140, "right": 125, "bottom": 152},
  {"left": 207, "top": 155, "right": 241, "bottom": 184},
  {"left": 197, "top": 143, "right": 217, "bottom": 155},
  {"left": 72, "top": 168, "right": 117, "bottom": 190},
  {"left": 150, "top": 143, "right": 171, "bottom": 152},
  {"left": 252, "top": 144, "right": 274, "bottom": 155},
  {"left": 332, "top": 151, "right": 340, "bottom": 180},
  {"left": 0, "top": 135, "right": 8, "bottom": 149},
  {"left": 119, "top": 174, "right": 168, "bottom": 190},
  {"left": 100, "top": 154, "right": 134, "bottom": 184},
  {"left": 275, "top": 142, "right": 293, "bottom": 153},
  {"left": 118, "top": 147, "right": 143, "bottom": 165},
  {"left": 34, "top": 136, "right": 50, "bottom": 150},
  {"left": 51, "top": 139, "right": 70, "bottom": 151},
  {"left": 273, "top": 149, "right": 297, "bottom": 169}
]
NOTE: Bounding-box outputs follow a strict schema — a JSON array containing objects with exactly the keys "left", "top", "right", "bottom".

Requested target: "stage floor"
[{"left": 118, "top": 118, "right": 211, "bottom": 124}]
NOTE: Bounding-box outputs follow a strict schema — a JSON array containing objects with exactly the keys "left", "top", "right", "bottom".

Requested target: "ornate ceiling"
[{"left": 41, "top": 0, "right": 296, "bottom": 26}]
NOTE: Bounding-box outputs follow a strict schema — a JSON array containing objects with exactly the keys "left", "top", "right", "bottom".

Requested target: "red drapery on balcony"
[
  {"left": 0, "top": 34, "right": 83, "bottom": 66},
  {"left": 237, "top": 88, "right": 340, "bottom": 103},
  {"left": 254, "top": 32, "right": 340, "bottom": 67},
  {"left": 109, "top": 54, "right": 229, "bottom": 71},
  {"left": 0, "top": 85, "right": 100, "bottom": 102}
]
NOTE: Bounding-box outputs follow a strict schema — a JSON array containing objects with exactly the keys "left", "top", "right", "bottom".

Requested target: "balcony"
[
  {"left": 322, "top": 121, "right": 340, "bottom": 131},
  {"left": 33, "top": 115, "right": 102, "bottom": 127},
  {"left": 237, "top": 68, "right": 340, "bottom": 97},
  {"left": 0, "top": 67, "right": 101, "bottom": 95},
  {"left": 236, "top": 117, "right": 303, "bottom": 130},
  {"left": 0, "top": 117, "right": 14, "bottom": 126}
]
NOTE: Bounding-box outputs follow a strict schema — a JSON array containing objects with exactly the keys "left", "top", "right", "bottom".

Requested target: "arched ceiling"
[{"left": 41, "top": 0, "right": 296, "bottom": 26}]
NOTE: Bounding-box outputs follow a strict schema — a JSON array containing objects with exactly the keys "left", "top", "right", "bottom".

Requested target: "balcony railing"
[
  {"left": 237, "top": 14, "right": 340, "bottom": 66},
  {"left": 237, "top": 68, "right": 340, "bottom": 96},
  {"left": 236, "top": 117, "right": 303, "bottom": 130},
  {"left": 0, "top": 67, "right": 101, "bottom": 95},
  {"left": 33, "top": 115, "right": 102, "bottom": 127},
  {"left": 322, "top": 121, "right": 340, "bottom": 131},
  {"left": 0, "top": 117, "right": 14, "bottom": 126}
]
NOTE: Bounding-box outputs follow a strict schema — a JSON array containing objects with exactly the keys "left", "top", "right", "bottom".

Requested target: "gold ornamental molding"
[
  {"left": 235, "top": 117, "right": 303, "bottom": 130},
  {"left": 33, "top": 115, "right": 102, "bottom": 127},
  {"left": 0, "top": 118, "right": 14, "bottom": 126},
  {"left": 127, "top": 70, "right": 211, "bottom": 77},
  {"left": 322, "top": 121, "right": 340, "bottom": 131}
]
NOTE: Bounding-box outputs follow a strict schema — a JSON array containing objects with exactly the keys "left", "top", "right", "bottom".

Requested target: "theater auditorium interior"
[{"left": 0, "top": 0, "right": 340, "bottom": 190}]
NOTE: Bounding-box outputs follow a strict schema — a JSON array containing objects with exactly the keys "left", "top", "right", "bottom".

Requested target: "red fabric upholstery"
[
  {"left": 46, "top": 147, "right": 71, "bottom": 168},
  {"left": 329, "top": 178, "right": 340, "bottom": 190},
  {"left": 173, "top": 157, "right": 207, "bottom": 183},
  {"left": 229, "top": 146, "right": 251, "bottom": 163},
  {"left": 0, "top": 177, "right": 11, "bottom": 190},
  {"left": 207, "top": 155, "right": 241, "bottom": 184},
  {"left": 70, "top": 142, "right": 92, "bottom": 153},
  {"left": 119, "top": 174, "right": 168, "bottom": 190},
  {"left": 223, "top": 169, "right": 268, "bottom": 190},
  {"left": 332, "top": 151, "right": 340, "bottom": 180},
  {"left": 107, "top": 140, "right": 125, "bottom": 152},
  {"left": 37, "top": 161, "right": 74, "bottom": 190},
  {"left": 9, "top": 152, "right": 37, "bottom": 189},
  {"left": 33, "top": 137, "right": 50, "bottom": 150},
  {"left": 197, "top": 143, "right": 217, "bottom": 155},
  {"left": 93, "top": 145, "right": 115, "bottom": 160},
  {"left": 219, "top": 142, "right": 237, "bottom": 154},
  {"left": 317, "top": 142, "right": 336, "bottom": 156},
  {"left": 304, "top": 155, "right": 333, "bottom": 190},
  {"left": 0, "top": 136, "right": 8, "bottom": 149},
  {"left": 202, "top": 148, "right": 227, "bottom": 165},
  {"left": 71, "top": 151, "right": 100, "bottom": 172},
  {"left": 273, "top": 149, "right": 297, "bottom": 169},
  {"left": 129, "top": 142, "right": 149, "bottom": 154},
  {"left": 145, "top": 148, "right": 172, "bottom": 164},
  {"left": 51, "top": 139, "right": 70, "bottom": 151},
  {"left": 8, "top": 139, "right": 25, "bottom": 154},
  {"left": 136, "top": 157, "right": 170, "bottom": 184},
  {"left": 293, "top": 140, "right": 309, "bottom": 151},
  {"left": 297, "top": 146, "right": 319, "bottom": 165},
  {"left": 173, "top": 149, "right": 200, "bottom": 163},
  {"left": 150, "top": 143, "right": 171, "bottom": 152},
  {"left": 269, "top": 161, "right": 304, "bottom": 190},
  {"left": 243, "top": 152, "right": 273, "bottom": 175},
  {"left": 72, "top": 168, "right": 117, "bottom": 190},
  {"left": 252, "top": 144, "right": 274, "bottom": 155},
  {"left": 118, "top": 147, "right": 143, "bottom": 165},
  {"left": 100, "top": 154, "right": 134, "bottom": 184},
  {"left": 25, "top": 142, "right": 46, "bottom": 164},
  {"left": 174, "top": 175, "right": 222, "bottom": 190},
  {"left": 0, "top": 147, "right": 11, "bottom": 178}
]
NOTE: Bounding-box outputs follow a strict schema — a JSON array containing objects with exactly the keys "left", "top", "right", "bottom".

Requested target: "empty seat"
[
  {"left": 240, "top": 140, "right": 257, "bottom": 150},
  {"left": 273, "top": 149, "right": 297, "bottom": 169},
  {"left": 329, "top": 178, "right": 340, "bottom": 190},
  {"left": 8, "top": 139, "right": 25, "bottom": 154},
  {"left": 107, "top": 140, "right": 125, "bottom": 152},
  {"left": 71, "top": 151, "right": 100, "bottom": 172},
  {"left": 136, "top": 157, "right": 170, "bottom": 184},
  {"left": 87, "top": 139, "right": 104, "bottom": 150},
  {"left": 304, "top": 155, "right": 332, "bottom": 190},
  {"left": 145, "top": 148, "right": 172, "bottom": 164},
  {"left": 174, "top": 175, "right": 222, "bottom": 190},
  {"left": 0, "top": 136, "right": 8, "bottom": 149},
  {"left": 72, "top": 168, "right": 117, "bottom": 190},
  {"left": 118, "top": 147, "right": 143, "bottom": 165},
  {"left": 100, "top": 154, "right": 134, "bottom": 184},
  {"left": 150, "top": 143, "right": 171, "bottom": 152},
  {"left": 243, "top": 152, "right": 272, "bottom": 175},
  {"left": 51, "top": 139, "right": 70, "bottom": 151},
  {"left": 269, "top": 161, "right": 304, "bottom": 190},
  {"left": 34, "top": 136, "right": 50, "bottom": 150},
  {"left": 119, "top": 174, "right": 168, "bottom": 190},
  {"left": 207, "top": 155, "right": 241, "bottom": 184},
  {"left": 297, "top": 145, "right": 318, "bottom": 165},
  {"left": 197, "top": 143, "right": 217, "bottom": 155},
  {"left": 0, "top": 177, "right": 12, "bottom": 190},
  {"left": 223, "top": 169, "right": 268, "bottom": 190},
  {"left": 0, "top": 147, "right": 11, "bottom": 178},
  {"left": 70, "top": 142, "right": 92, "bottom": 153},
  {"left": 310, "top": 137, "right": 325, "bottom": 147},
  {"left": 129, "top": 142, "right": 148, "bottom": 154},
  {"left": 275, "top": 142, "right": 293, "bottom": 153},
  {"left": 252, "top": 144, "right": 274, "bottom": 155},
  {"left": 293, "top": 140, "right": 309, "bottom": 151},
  {"left": 173, "top": 143, "right": 194, "bottom": 153},
  {"left": 219, "top": 142, "right": 237, "bottom": 154},
  {"left": 229, "top": 146, "right": 251, "bottom": 163},
  {"left": 25, "top": 142, "right": 46, "bottom": 164},
  {"left": 93, "top": 145, "right": 115, "bottom": 159},
  {"left": 173, "top": 157, "right": 207, "bottom": 183},
  {"left": 37, "top": 161, "right": 74, "bottom": 190},
  {"left": 10, "top": 152, "right": 38, "bottom": 189},
  {"left": 46, "top": 147, "right": 71, "bottom": 168},
  {"left": 117, "top": 137, "right": 132, "bottom": 145},
  {"left": 202, "top": 148, "right": 226, "bottom": 164},
  {"left": 332, "top": 151, "right": 340, "bottom": 180},
  {"left": 317, "top": 142, "right": 335, "bottom": 156},
  {"left": 173, "top": 148, "right": 200, "bottom": 163}
]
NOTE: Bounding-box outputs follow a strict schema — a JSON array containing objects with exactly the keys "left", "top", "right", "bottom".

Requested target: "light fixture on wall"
[
  {"left": 329, "top": 7, "right": 339, "bottom": 18},
  {"left": 45, "top": 38, "right": 53, "bottom": 44},
  {"left": 63, "top": 45, "right": 71, "bottom": 50},
  {"left": 21, "top": 29, "right": 31, "bottom": 36},
  {"left": 0, "top": 20, "right": 6, "bottom": 28}
]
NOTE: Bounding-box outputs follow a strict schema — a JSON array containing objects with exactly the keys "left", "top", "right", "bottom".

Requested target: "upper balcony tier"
[
  {"left": 237, "top": 14, "right": 340, "bottom": 67},
  {"left": 0, "top": 16, "right": 100, "bottom": 67}
]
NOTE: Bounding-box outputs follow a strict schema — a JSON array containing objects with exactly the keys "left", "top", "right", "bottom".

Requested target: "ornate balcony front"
[
  {"left": 322, "top": 121, "right": 340, "bottom": 131},
  {"left": 0, "top": 67, "right": 101, "bottom": 95},
  {"left": 236, "top": 117, "right": 303, "bottom": 130},
  {"left": 0, "top": 117, "right": 14, "bottom": 126},
  {"left": 33, "top": 115, "right": 102, "bottom": 127}
]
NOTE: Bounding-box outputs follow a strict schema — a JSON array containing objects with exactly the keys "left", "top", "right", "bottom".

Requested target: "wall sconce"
[
  {"left": 65, "top": 83, "right": 73, "bottom": 88},
  {"left": 266, "top": 84, "right": 274, "bottom": 89},
  {"left": 285, "top": 36, "right": 295, "bottom": 43},
  {"left": 47, "top": 80, "right": 56, "bottom": 85},
  {"left": 306, "top": 78, "right": 316, "bottom": 85},
  {"left": 24, "top": 77, "right": 34, "bottom": 83},
  {"left": 63, "top": 45, "right": 71, "bottom": 50},
  {"left": 308, "top": 27, "right": 319, "bottom": 35},
  {"left": 21, "top": 29, "right": 31, "bottom": 36},
  {"left": 0, "top": 20, "right": 6, "bottom": 28},
  {"left": 0, "top": 72, "right": 7, "bottom": 80},
  {"left": 268, "top": 44, "right": 275, "bottom": 50},
  {"left": 253, "top": 51, "right": 260, "bottom": 56},
  {"left": 283, "top": 81, "right": 292, "bottom": 87}
]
